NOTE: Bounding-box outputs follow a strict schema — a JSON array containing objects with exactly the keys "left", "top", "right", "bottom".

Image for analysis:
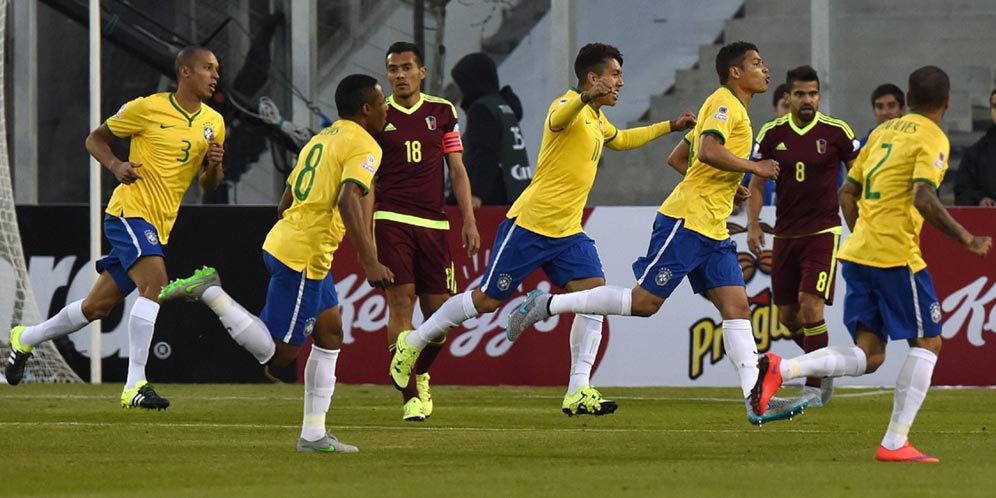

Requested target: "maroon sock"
[
  {"left": 415, "top": 341, "right": 444, "bottom": 375},
  {"left": 803, "top": 320, "right": 829, "bottom": 388},
  {"left": 791, "top": 329, "right": 805, "bottom": 350}
]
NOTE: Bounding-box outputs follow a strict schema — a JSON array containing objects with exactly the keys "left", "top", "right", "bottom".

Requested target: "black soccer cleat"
[{"left": 121, "top": 382, "right": 171, "bottom": 411}]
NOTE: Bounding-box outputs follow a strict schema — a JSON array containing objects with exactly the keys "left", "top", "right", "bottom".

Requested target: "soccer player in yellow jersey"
[
  {"left": 160, "top": 74, "right": 392, "bottom": 453},
  {"left": 504, "top": 42, "right": 807, "bottom": 425},
  {"left": 752, "top": 66, "right": 992, "bottom": 462},
  {"left": 388, "top": 42, "right": 695, "bottom": 416},
  {"left": 6, "top": 46, "right": 225, "bottom": 409}
]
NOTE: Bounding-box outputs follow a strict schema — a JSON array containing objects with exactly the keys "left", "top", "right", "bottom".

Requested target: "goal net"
[{"left": 0, "top": 0, "right": 82, "bottom": 383}]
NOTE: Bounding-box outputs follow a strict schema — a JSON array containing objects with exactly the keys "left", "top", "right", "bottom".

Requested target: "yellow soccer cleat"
[
  {"left": 403, "top": 397, "right": 426, "bottom": 422},
  {"left": 416, "top": 372, "right": 433, "bottom": 418},
  {"left": 389, "top": 331, "right": 420, "bottom": 390},
  {"left": 561, "top": 385, "right": 618, "bottom": 417}
]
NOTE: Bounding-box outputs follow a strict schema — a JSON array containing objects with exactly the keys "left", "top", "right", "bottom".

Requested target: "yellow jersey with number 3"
[
  {"left": 838, "top": 113, "right": 950, "bottom": 272},
  {"left": 103, "top": 92, "right": 226, "bottom": 244},
  {"left": 263, "top": 120, "right": 382, "bottom": 279},
  {"left": 659, "top": 86, "right": 753, "bottom": 240}
]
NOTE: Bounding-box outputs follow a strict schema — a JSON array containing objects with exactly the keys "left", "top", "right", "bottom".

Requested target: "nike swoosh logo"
[
  {"left": 185, "top": 283, "right": 205, "bottom": 292},
  {"left": 160, "top": 124, "right": 175, "bottom": 128}
]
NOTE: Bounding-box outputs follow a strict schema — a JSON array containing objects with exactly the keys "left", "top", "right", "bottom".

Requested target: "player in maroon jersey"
[
  {"left": 746, "top": 65, "right": 859, "bottom": 408},
  {"left": 372, "top": 41, "right": 480, "bottom": 422}
]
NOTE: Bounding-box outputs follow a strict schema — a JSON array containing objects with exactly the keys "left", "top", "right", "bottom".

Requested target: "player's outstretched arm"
[
  {"left": 338, "top": 182, "right": 394, "bottom": 288},
  {"left": 606, "top": 112, "right": 694, "bottom": 152},
  {"left": 698, "top": 134, "right": 779, "bottom": 179},
  {"left": 446, "top": 152, "right": 481, "bottom": 257},
  {"left": 666, "top": 140, "right": 689, "bottom": 176},
  {"left": 913, "top": 181, "right": 992, "bottom": 256},
  {"left": 746, "top": 175, "right": 767, "bottom": 256},
  {"left": 85, "top": 125, "right": 143, "bottom": 185},
  {"left": 839, "top": 179, "right": 861, "bottom": 231}
]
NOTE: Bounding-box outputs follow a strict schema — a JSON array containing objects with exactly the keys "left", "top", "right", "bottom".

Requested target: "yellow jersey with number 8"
[
  {"left": 838, "top": 113, "right": 950, "bottom": 271},
  {"left": 263, "top": 120, "right": 382, "bottom": 279},
  {"left": 104, "top": 92, "right": 226, "bottom": 244}
]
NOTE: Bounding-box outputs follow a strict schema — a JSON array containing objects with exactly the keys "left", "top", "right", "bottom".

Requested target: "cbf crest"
[
  {"left": 930, "top": 302, "right": 942, "bottom": 323},
  {"left": 655, "top": 267, "right": 672, "bottom": 287},
  {"left": 497, "top": 273, "right": 513, "bottom": 292},
  {"left": 816, "top": 138, "right": 827, "bottom": 154},
  {"left": 203, "top": 124, "right": 215, "bottom": 142},
  {"left": 425, "top": 115, "right": 437, "bottom": 131},
  {"left": 144, "top": 229, "right": 159, "bottom": 246}
]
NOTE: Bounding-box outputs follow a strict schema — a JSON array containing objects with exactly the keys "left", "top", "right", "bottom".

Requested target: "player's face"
[
  {"left": 872, "top": 95, "right": 904, "bottom": 124},
  {"left": 182, "top": 51, "right": 220, "bottom": 100},
  {"left": 386, "top": 51, "right": 426, "bottom": 99},
  {"left": 365, "top": 85, "right": 389, "bottom": 135},
  {"left": 789, "top": 80, "right": 820, "bottom": 123},
  {"left": 592, "top": 58, "right": 624, "bottom": 107},
  {"left": 735, "top": 50, "right": 769, "bottom": 94}
]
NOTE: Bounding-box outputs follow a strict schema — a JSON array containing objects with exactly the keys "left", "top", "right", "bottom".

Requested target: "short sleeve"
[
  {"left": 912, "top": 138, "right": 948, "bottom": 189},
  {"left": 341, "top": 142, "right": 381, "bottom": 194},
  {"left": 682, "top": 131, "right": 693, "bottom": 144},
  {"left": 104, "top": 97, "right": 148, "bottom": 138},
  {"left": 698, "top": 97, "right": 738, "bottom": 144},
  {"left": 846, "top": 141, "right": 871, "bottom": 185},
  {"left": 214, "top": 120, "right": 227, "bottom": 146},
  {"left": 839, "top": 128, "right": 860, "bottom": 162}
]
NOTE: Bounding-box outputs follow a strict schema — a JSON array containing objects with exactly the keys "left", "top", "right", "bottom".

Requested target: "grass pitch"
[{"left": 1, "top": 384, "right": 995, "bottom": 497}]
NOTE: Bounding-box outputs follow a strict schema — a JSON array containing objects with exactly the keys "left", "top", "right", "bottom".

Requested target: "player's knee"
[
  {"left": 472, "top": 292, "right": 503, "bottom": 314},
  {"left": 778, "top": 315, "right": 802, "bottom": 333},
  {"left": 630, "top": 291, "right": 663, "bottom": 317},
  {"left": 313, "top": 327, "right": 343, "bottom": 350},
  {"left": 910, "top": 336, "right": 942, "bottom": 356},
  {"left": 864, "top": 351, "right": 885, "bottom": 373},
  {"left": 81, "top": 296, "right": 116, "bottom": 320}
]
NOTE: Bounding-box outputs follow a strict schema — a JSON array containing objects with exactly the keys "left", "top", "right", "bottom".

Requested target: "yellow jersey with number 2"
[
  {"left": 838, "top": 113, "right": 950, "bottom": 272},
  {"left": 104, "top": 92, "right": 225, "bottom": 244},
  {"left": 263, "top": 120, "right": 382, "bottom": 279},
  {"left": 660, "top": 85, "right": 753, "bottom": 240}
]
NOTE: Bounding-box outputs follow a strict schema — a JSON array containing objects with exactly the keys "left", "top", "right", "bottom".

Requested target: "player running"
[
  {"left": 374, "top": 42, "right": 480, "bottom": 422},
  {"left": 389, "top": 42, "right": 695, "bottom": 416},
  {"left": 751, "top": 66, "right": 992, "bottom": 462},
  {"left": 160, "top": 74, "right": 393, "bottom": 453},
  {"left": 746, "top": 65, "right": 859, "bottom": 408},
  {"left": 503, "top": 42, "right": 808, "bottom": 425},
  {"left": 5, "top": 46, "right": 225, "bottom": 410}
]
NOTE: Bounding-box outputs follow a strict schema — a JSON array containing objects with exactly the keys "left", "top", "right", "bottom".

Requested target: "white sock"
[
  {"left": 549, "top": 286, "right": 632, "bottom": 316},
  {"left": 408, "top": 290, "right": 478, "bottom": 349},
  {"left": 881, "top": 347, "right": 937, "bottom": 450},
  {"left": 125, "top": 297, "right": 159, "bottom": 389},
  {"left": 301, "top": 346, "right": 340, "bottom": 441},
  {"left": 723, "top": 319, "right": 758, "bottom": 398},
  {"left": 202, "top": 286, "right": 276, "bottom": 364},
  {"left": 780, "top": 346, "right": 867, "bottom": 380},
  {"left": 20, "top": 299, "right": 90, "bottom": 348},
  {"left": 567, "top": 314, "right": 603, "bottom": 394}
]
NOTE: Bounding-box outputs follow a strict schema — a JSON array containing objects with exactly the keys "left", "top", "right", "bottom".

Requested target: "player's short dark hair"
[
  {"left": 386, "top": 41, "right": 424, "bottom": 67},
  {"left": 174, "top": 45, "right": 213, "bottom": 76},
  {"left": 870, "top": 83, "right": 905, "bottom": 108},
  {"left": 574, "top": 43, "right": 623, "bottom": 83},
  {"left": 771, "top": 83, "right": 788, "bottom": 108},
  {"left": 786, "top": 65, "right": 819, "bottom": 92},
  {"left": 907, "top": 66, "right": 949, "bottom": 112},
  {"left": 715, "top": 41, "right": 758, "bottom": 84},
  {"left": 335, "top": 74, "right": 379, "bottom": 117},
  {"left": 989, "top": 88, "right": 996, "bottom": 102}
]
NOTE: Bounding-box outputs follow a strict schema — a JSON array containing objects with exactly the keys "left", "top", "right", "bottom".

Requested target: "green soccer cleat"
[
  {"left": 389, "top": 331, "right": 420, "bottom": 390},
  {"left": 416, "top": 372, "right": 433, "bottom": 418},
  {"left": 120, "top": 381, "right": 170, "bottom": 410},
  {"left": 296, "top": 431, "right": 359, "bottom": 453},
  {"left": 5, "top": 326, "right": 33, "bottom": 385},
  {"left": 158, "top": 266, "right": 221, "bottom": 302},
  {"left": 403, "top": 397, "right": 426, "bottom": 422},
  {"left": 562, "top": 385, "right": 619, "bottom": 417}
]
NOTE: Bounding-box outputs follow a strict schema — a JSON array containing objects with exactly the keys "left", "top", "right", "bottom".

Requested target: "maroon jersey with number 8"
[
  {"left": 753, "top": 112, "right": 859, "bottom": 237},
  {"left": 375, "top": 93, "right": 463, "bottom": 222}
]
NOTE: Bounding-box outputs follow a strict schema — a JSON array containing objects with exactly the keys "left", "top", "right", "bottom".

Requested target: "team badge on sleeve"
[
  {"left": 816, "top": 138, "right": 827, "bottom": 154},
  {"left": 713, "top": 106, "right": 729, "bottom": 122},
  {"left": 361, "top": 154, "right": 377, "bottom": 173},
  {"left": 426, "top": 115, "right": 437, "bottom": 131},
  {"left": 934, "top": 152, "right": 945, "bottom": 169},
  {"left": 114, "top": 102, "right": 128, "bottom": 119}
]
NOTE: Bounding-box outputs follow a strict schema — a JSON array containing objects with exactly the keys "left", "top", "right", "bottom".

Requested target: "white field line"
[{"left": 0, "top": 421, "right": 988, "bottom": 436}]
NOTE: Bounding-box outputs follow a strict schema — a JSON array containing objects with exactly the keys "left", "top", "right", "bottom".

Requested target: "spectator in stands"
[
  {"left": 450, "top": 53, "right": 532, "bottom": 207},
  {"left": 858, "top": 83, "right": 906, "bottom": 148},
  {"left": 955, "top": 90, "right": 996, "bottom": 206}
]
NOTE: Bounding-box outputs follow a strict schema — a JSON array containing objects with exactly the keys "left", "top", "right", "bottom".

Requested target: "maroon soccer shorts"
[
  {"left": 771, "top": 230, "right": 840, "bottom": 305},
  {"left": 375, "top": 218, "right": 455, "bottom": 295}
]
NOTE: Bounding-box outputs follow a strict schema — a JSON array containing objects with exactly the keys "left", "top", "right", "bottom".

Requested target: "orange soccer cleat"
[
  {"left": 875, "top": 442, "right": 939, "bottom": 463},
  {"left": 750, "top": 354, "right": 784, "bottom": 416}
]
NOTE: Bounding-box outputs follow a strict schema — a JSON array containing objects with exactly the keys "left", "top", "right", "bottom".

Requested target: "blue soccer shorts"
[
  {"left": 259, "top": 251, "right": 340, "bottom": 346},
  {"left": 631, "top": 214, "right": 744, "bottom": 299},
  {"left": 95, "top": 215, "right": 166, "bottom": 295},
  {"left": 841, "top": 261, "right": 942, "bottom": 341},
  {"left": 479, "top": 218, "right": 604, "bottom": 301}
]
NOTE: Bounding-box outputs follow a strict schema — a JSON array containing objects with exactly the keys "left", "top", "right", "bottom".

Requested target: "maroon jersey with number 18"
[
  {"left": 375, "top": 93, "right": 463, "bottom": 222},
  {"left": 753, "top": 111, "right": 859, "bottom": 236}
]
